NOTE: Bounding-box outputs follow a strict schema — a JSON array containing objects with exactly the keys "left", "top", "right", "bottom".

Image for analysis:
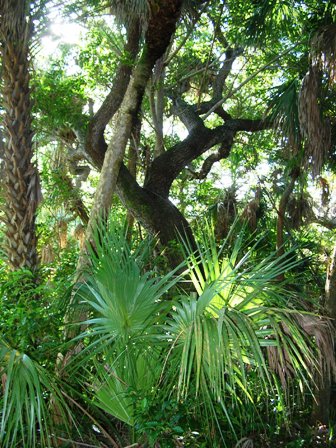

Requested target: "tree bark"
[
  {"left": 78, "top": 0, "right": 184, "bottom": 272},
  {"left": 117, "top": 164, "right": 196, "bottom": 263},
  {"left": 87, "top": 111, "right": 268, "bottom": 265},
  {"left": 311, "top": 245, "right": 336, "bottom": 424},
  {"left": 80, "top": 1, "right": 270, "bottom": 266},
  {"left": 276, "top": 168, "right": 300, "bottom": 262},
  {"left": 86, "top": 21, "right": 141, "bottom": 164},
  {"left": 0, "top": 0, "right": 40, "bottom": 271}
]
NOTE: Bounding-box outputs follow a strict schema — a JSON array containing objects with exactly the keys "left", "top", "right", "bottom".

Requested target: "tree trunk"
[
  {"left": 0, "top": 0, "right": 40, "bottom": 271},
  {"left": 312, "top": 245, "right": 336, "bottom": 423},
  {"left": 78, "top": 0, "right": 183, "bottom": 273},
  {"left": 326, "top": 246, "right": 336, "bottom": 319},
  {"left": 117, "top": 164, "right": 196, "bottom": 264},
  {"left": 77, "top": 52, "right": 156, "bottom": 274},
  {"left": 126, "top": 117, "right": 141, "bottom": 240},
  {"left": 86, "top": 20, "right": 141, "bottom": 162},
  {"left": 276, "top": 168, "right": 299, "bottom": 280}
]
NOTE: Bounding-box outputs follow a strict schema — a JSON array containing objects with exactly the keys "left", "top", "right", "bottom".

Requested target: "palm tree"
[{"left": 0, "top": 0, "right": 40, "bottom": 270}]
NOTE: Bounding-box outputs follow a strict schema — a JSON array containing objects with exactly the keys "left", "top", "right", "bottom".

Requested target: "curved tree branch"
[
  {"left": 82, "top": 0, "right": 184, "bottom": 254},
  {"left": 213, "top": 47, "right": 243, "bottom": 99},
  {"left": 188, "top": 141, "right": 231, "bottom": 179},
  {"left": 86, "top": 20, "right": 141, "bottom": 165},
  {"left": 144, "top": 117, "right": 269, "bottom": 198},
  {"left": 203, "top": 41, "right": 304, "bottom": 120}
]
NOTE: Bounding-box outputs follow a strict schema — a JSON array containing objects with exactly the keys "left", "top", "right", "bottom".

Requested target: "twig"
[
  {"left": 56, "top": 436, "right": 101, "bottom": 448},
  {"left": 61, "top": 391, "right": 120, "bottom": 448},
  {"left": 164, "top": 4, "right": 207, "bottom": 65}
]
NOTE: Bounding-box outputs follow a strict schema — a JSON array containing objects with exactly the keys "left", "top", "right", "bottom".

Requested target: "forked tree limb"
[{"left": 77, "top": 0, "right": 184, "bottom": 277}]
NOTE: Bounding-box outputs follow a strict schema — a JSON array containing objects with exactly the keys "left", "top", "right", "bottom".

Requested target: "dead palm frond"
[
  {"left": 311, "top": 24, "right": 336, "bottom": 85},
  {"left": 74, "top": 223, "right": 86, "bottom": 248},
  {"left": 109, "top": 0, "right": 150, "bottom": 30},
  {"left": 40, "top": 243, "right": 55, "bottom": 264},
  {"left": 214, "top": 187, "right": 237, "bottom": 241},
  {"left": 298, "top": 65, "right": 331, "bottom": 177},
  {"left": 317, "top": 176, "right": 330, "bottom": 206},
  {"left": 287, "top": 193, "right": 314, "bottom": 229},
  {"left": 267, "top": 314, "right": 335, "bottom": 389},
  {"left": 241, "top": 188, "right": 262, "bottom": 231},
  {"left": 297, "top": 22, "right": 336, "bottom": 177}
]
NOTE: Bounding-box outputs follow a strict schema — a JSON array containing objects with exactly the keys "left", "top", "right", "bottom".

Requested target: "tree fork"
[{"left": 79, "top": 0, "right": 184, "bottom": 270}]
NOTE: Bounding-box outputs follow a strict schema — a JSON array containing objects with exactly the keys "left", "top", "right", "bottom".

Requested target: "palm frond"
[
  {"left": 71, "top": 220, "right": 334, "bottom": 445},
  {"left": 298, "top": 65, "right": 331, "bottom": 177},
  {"left": 0, "top": 339, "right": 73, "bottom": 448},
  {"left": 175, "top": 223, "right": 324, "bottom": 401},
  {"left": 68, "top": 223, "right": 183, "bottom": 423},
  {"left": 245, "top": 0, "right": 299, "bottom": 44},
  {"left": 268, "top": 78, "right": 301, "bottom": 151},
  {"left": 311, "top": 24, "right": 336, "bottom": 84}
]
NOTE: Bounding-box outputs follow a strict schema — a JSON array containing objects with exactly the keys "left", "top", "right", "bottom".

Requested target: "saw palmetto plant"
[{"left": 69, "top": 221, "right": 332, "bottom": 445}]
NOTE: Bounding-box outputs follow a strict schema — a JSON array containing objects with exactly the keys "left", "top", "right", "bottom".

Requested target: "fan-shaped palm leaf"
[
  {"left": 163, "top": 223, "right": 322, "bottom": 436},
  {"left": 69, "top": 224, "right": 183, "bottom": 426},
  {"left": 268, "top": 78, "right": 301, "bottom": 150},
  {"left": 0, "top": 339, "right": 72, "bottom": 448},
  {"left": 71, "top": 221, "right": 328, "bottom": 445}
]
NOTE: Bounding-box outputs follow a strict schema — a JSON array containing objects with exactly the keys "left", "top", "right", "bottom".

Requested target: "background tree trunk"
[{"left": 314, "top": 245, "right": 336, "bottom": 423}]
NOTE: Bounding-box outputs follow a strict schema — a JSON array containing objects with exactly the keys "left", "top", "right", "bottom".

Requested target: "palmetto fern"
[
  {"left": 72, "top": 222, "right": 326, "bottom": 444},
  {"left": 162, "top": 223, "right": 320, "bottom": 437},
  {"left": 69, "top": 223, "right": 182, "bottom": 425}
]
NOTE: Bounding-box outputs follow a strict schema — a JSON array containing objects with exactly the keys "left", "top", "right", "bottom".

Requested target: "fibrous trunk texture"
[{"left": 0, "top": 0, "right": 40, "bottom": 270}]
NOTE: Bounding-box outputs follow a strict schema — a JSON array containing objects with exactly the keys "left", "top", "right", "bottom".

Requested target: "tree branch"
[
  {"left": 86, "top": 20, "right": 141, "bottom": 165},
  {"left": 188, "top": 141, "right": 231, "bottom": 179},
  {"left": 171, "top": 97, "right": 205, "bottom": 131},
  {"left": 213, "top": 47, "right": 243, "bottom": 99},
  {"left": 82, "top": 0, "right": 184, "bottom": 247},
  {"left": 203, "top": 41, "right": 304, "bottom": 119},
  {"left": 145, "top": 117, "right": 269, "bottom": 198}
]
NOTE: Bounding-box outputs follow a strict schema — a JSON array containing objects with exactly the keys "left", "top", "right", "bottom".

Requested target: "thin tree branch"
[
  {"left": 87, "top": 20, "right": 141, "bottom": 164},
  {"left": 203, "top": 41, "right": 305, "bottom": 119},
  {"left": 164, "top": 4, "right": 207, "bottom": 65},
  {"left": 188, "top": 141, "right": 231, "bottom": 179}
]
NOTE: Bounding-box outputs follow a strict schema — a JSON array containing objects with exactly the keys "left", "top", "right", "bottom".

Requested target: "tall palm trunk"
[{"left": 0, "top": 0, "right": 40, "bottom": 270}]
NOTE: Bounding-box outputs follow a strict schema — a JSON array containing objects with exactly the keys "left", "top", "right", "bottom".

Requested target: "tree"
[
  {"left": 0, "top": 0, "right": 40, "bottom": 270},
  {"left": 27, "top": 1, "right": 335, "bottom": 264},
  {"left": 81, "top": 0, "right": 184, "bottom": 264},
  {"left": 82, "top": 1, "right": 270, "bottom": 257}
]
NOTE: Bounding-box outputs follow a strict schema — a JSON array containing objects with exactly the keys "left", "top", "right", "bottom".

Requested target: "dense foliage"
[{"left": 0, "top": 0, "right": 335, "bottom": 446}]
